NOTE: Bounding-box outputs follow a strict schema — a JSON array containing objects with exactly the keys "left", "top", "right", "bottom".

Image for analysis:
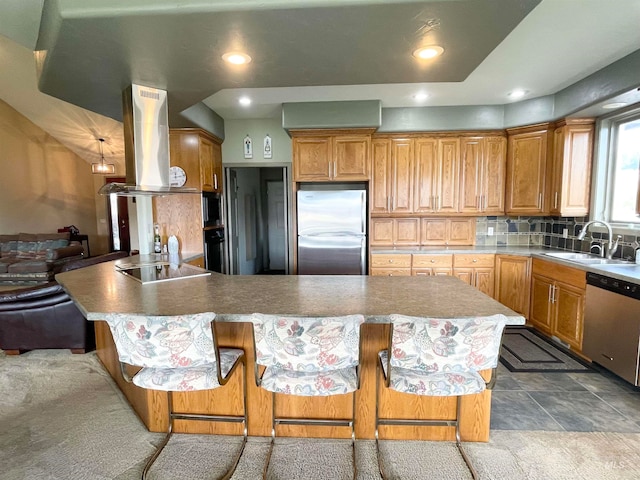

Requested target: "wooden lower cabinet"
[
  {"left": 453, "top": 254, "right": 495, "bottom": 297},
  {"left": 529, "top": 259, "right": 586, "bottom": 351},
  {"left": 412, "top": 254, "right": 452, "bottom": 276},
  {"left": 186, "top": 255, "right": 205, "bottom": 269},
  {"left": 495, "top": 255, "right": 531, "bottom": 319},
  {"left": 370, "top": 253, "right": 412, "bottom": 276}
]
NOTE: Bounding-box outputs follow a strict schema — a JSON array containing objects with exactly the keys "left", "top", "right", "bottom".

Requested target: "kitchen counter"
[{"left": 55, "top": 254, "right": 522, "bottom": 443}]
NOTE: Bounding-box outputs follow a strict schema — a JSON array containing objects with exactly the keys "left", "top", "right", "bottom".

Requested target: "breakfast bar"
[{"left": 56, "top": 256, "right": 525, "bottom": 442}]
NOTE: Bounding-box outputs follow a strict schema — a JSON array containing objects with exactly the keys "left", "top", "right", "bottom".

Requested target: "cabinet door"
[
  {"left": 390, "top": 138, "right": 414, "bottom": 213},
  {"left": 447, "top": 218, "right": 475, "bottom": 245},
  {"left": 529, "top": 274, "right": 554, "bottom": 334},
  {"left": 482, "top": 136, "right": 507, "bottom": 214},
  {"left": 506, "top": 129, "right": 548, "bottom": 214},
  {"left": 370, "top": 139, "right": 391, "bottom": 214},
  {"left": 550, "top": 122, "right": 594, "bottom": 217},
  {"left": 414, "top": 138, "right": 438, "bottom": 213},
  {"left": 211, "top": 140, "right": 223, "bottom": 192},
  {"left": 495, "top": 255, "right": 531, "bottom": 318},
  {"left": 475, "top": 268, "right": 495, "bottom": 297},
  {"left": 293, "top": 137, "right": 331, "bottom": 181},
  {"left": 553, "top": 282, "right": 585, "bottom": 351},
  {"left": 394, "top": 218, "right": 420, "bottom": 245},
  {"left": 199, "top": 136, "right": 215, "bottom": 192},
  {"left": 458, "top": 137, "right": 483, "bottom": 214},
  {"left": 436, "top": 138, "right": 459, "bottom": 213},
  {"left": 333, "top": 135, "right": 370, "bottom": 180},
  {"left": 370, "top": 268, "right": 411, "bottom": 277},
  {"left": 453, "top": 268, "right": 474, "bottom": 286},
  {"left": 370, "top": 218, "right": 394, "bottom": 246},
  {"left": 420, "top": 218, "right": 447, "bottom": 245}
]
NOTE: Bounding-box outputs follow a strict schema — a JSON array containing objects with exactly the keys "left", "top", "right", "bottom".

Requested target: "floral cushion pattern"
[
  {"left": 250, "top": 314, "right": 365, "bottom": 371},
  {"left": 259, "top": 366, "right": 358, "bottom": 396},
  {"left": 132, "top": 348, "right": 244, "bottom": 391},
  {"left": 379, "top": 350, "right": 487, "bottom": 396},
  {"left": 381, "top": 314, "right": 507, "bottom": 396},
  {"left": 250, "top": 313, "right": 365, "bottom": 396},
  {"left": 105, "top": 312, "right": 219, "bottom": 368}
]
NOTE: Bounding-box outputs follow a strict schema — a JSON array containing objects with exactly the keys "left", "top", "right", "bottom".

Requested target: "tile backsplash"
[{"left": 475, "top": 216, "right": 640, "bottom": 261}]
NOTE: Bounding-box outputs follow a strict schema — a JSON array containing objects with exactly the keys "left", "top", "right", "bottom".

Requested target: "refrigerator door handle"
[{"left": 360, "top": 236, "right": 367, "bottom": 275}]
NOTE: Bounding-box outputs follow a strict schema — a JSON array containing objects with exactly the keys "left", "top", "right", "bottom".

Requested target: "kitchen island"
[{"left": 56, "top": 256, "right": 524, "bottom": 442}]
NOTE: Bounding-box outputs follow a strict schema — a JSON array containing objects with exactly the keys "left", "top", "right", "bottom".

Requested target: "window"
[
  {"left": 594, "top": 107, "right": 640, "bottom": 229},
  {"left": 610, "top": 117, "right": 640, "bottom": 223}
]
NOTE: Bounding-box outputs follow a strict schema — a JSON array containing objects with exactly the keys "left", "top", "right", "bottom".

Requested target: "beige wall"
[{"left": 0, "top": 99, "right": 107, "bottom": 253}]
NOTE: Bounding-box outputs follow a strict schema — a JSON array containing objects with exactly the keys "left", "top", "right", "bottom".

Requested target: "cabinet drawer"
[
  {"left": 412, "top": 254, "right": 453, "bottom": 268},
  {"left": 370, "top": 254, "right": 412, "bottom": 268},
  {"left": 453, "top": 254, "right": 495, "bottom": 268},
  {"left": 370, "top": 268, "right": 411, "bottom": 276}
]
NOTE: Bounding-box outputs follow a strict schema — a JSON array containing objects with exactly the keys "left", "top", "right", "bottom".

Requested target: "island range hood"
[{"left": 98, "top": 84, "right": 199, "bottom": 196}]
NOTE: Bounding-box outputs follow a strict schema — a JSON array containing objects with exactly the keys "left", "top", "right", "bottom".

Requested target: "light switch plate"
[
  {"left": 562, "top": 228, "right": 568, "bottom": 238},
  {"left": 488, "top": 227, "right": 494, "bottom": 236}
]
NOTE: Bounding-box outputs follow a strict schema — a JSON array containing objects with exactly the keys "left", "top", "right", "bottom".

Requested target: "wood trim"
[
  {"left": 373, "top": 130, "right": 507, "bottom": 139},
  {"left": 289, "top": 128, "right": 376, "bottom": 137}
]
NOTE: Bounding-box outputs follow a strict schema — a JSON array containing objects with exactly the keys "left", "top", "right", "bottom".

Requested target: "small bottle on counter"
[{"left": 153, "top": 224, "right": 162, "bottom": 254}]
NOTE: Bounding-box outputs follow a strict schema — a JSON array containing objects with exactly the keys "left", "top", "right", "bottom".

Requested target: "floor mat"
[{"left": 500, "top": 327, "right": 595, "bottom": 373}]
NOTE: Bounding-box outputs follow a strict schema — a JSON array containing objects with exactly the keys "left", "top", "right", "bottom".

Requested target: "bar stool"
[
  {"left": 249, "top": 313, "right": 366, "bottom": 479},
  {"left": 104, "top": 312, "right": 247, "bottom": 480},
  {"left": 375, "top": 313, "right": 508, "bottom": 480}
]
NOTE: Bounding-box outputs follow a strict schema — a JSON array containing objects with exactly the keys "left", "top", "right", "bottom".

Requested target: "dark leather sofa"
[{"left": 0, "top": 251, "right": 129, "bottom": 355}]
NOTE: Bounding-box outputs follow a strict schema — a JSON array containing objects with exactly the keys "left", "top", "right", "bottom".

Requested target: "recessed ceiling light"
[
  {"left": 602, "top": 102, "right": 628, "bottom": 109},
  {"left": 413, "top": 92, "right": 429, "bottom": 101},
  {"left": 239, "top": 96, "right": 251, "bottom": 106},
  {"left": 508, "top": 89, "right": 528, "bottom": 100},
  {"left": 412, "top": 45, "right": 444, "bottom": 60},
  {"left": 222, "top": 51, "right": 252, "bottom": 65}
]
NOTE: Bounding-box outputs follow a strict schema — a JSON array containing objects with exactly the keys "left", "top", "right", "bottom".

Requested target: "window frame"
[{"left": 591, "top": 104, "right": 640, "bottom": 235}]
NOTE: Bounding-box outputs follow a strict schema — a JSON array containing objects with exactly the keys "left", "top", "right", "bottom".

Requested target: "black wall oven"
[
  {"left": 204, "top": 228, "right": 225, "bottom": 273},
  {"left": 202, "top": 192, "right": 222, "bottom": 228}
]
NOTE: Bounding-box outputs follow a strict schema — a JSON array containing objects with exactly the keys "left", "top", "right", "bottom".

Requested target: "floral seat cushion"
[
  {"left": 260, "top": 365, "right": 358, "bottom": 396},
  {"left": 378, "top": 350, "right": 486, "bottom": 396},
  {"left": 133, "top": 348, "right": 244, "bottom": 391},
  {"left": 381, "top": 314, "right": 508, "bottom": 397}
]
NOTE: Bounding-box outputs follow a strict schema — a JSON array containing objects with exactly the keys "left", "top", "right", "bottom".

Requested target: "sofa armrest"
[
  {"left": 47, "top": 245, "right": 85, "bottom": 260},
  {"left": 0, "top": 282, "right": 64, "bottom": 304}
]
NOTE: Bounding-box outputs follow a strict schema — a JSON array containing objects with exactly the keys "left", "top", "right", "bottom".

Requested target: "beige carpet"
[{"left": 2, "top": 349, "right": 640, "bottom": 479}]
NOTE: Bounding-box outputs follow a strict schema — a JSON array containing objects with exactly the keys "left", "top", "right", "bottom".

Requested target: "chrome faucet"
[{"left": 577, "top": 220, "right": 620, "bottom": 259}]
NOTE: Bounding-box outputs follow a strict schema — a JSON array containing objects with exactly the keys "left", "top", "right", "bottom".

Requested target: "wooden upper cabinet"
[
  {"left": 370, "top": 139, "right": 392, "bottom": 214},
  {"left": 369, "top": 217, "right": 419, "bottom": 246},
  {"left": 292, "top": 131, "right": 371, "bottom": 182},
  {"left": 414, "top": 138, "right": 438, "bottom": 213},
  {"left": 390, "top": 138, "right": 414, "bottom": 213},
  {"left": 505, "top": 125, "right": 551, "bottom": 215},
  {"left": 482, "top": 136, "right": 507, "bottom": 214},
  {"left": 169, "top": 129, "right": 222, "bottom": 192},
  {"left": 436, "top": 138, "right": 459, "bottom": 213},
  {"left": 420, "top": 217, "right": 475, "bottom": 246},
  {"left": 459, "top": 136, "right": 506, "bottom": 215},
  {"left": 293, "top": 136, "right": 332, "bottom": 181},
  {"left": 549, "top": 119, "right": 595, "bottom": 217},
  {"left": 333, "top": 135, "right": 370, "bottom": 180}
]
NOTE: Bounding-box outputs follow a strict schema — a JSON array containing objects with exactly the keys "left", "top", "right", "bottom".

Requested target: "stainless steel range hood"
[{"left": 98, "top": 84, "right": 199, "bottom": 196}]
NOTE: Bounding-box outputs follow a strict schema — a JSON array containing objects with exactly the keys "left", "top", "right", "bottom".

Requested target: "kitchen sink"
[{"left": 543, "top": 252, "right": 635, "bottom": 266}]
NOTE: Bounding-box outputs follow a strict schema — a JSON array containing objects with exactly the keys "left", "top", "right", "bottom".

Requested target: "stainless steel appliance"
[
  {"left": 202, "top": 192, "right": 222, "bottom": 228},
  {"left": 296, "top": 186, "right": 366, "bottom": 275},
  {"left": 583, "top": 272, "right": 640, "bottom": 386}
]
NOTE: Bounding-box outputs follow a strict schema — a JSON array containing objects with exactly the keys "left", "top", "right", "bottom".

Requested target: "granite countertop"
[
  {"left": 370, "top": 245, "right": 640, "bottom": 284},
  {"left": 55, "top": 255, "right": 524, "bottom": 325}
]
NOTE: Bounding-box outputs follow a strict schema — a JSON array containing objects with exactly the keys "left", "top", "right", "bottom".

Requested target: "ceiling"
[{"left": 1, "top": 0, "right": 640, "bottom": 169}]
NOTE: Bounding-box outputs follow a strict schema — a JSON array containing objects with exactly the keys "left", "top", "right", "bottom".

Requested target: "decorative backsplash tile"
[{"left": 476, "top": 216, "right": 640, "bottom": 261}]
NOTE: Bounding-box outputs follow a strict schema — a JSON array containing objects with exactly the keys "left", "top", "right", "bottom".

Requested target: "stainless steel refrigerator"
[{"left": 297, "top": 187, "right": 367, "bottom": 275}]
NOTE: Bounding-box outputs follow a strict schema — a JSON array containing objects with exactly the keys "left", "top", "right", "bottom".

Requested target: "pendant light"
[{"left": 91, "top": 138, "right": 115, "bottom": 174}]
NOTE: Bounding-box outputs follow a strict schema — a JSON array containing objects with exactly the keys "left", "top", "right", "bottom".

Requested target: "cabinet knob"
[
  {"left": 388, "top": 273, "right": 393, "bottom": 276},
  {"left": 388, "top": 259, "right": 394, "bottom": 263},
  {"left": 430, "top": 259, "right": 435, "bottom": 263},
  {"left": 473, "top": 259, "right": 477, "bottom": 263}
]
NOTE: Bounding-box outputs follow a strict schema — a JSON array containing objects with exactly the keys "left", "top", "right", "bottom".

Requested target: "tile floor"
[{"left": 491, "top": 363, "right": 640, "bottom": 432}]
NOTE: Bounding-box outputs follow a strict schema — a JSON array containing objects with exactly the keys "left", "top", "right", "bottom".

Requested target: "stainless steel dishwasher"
[{"left": 583, "top": 272, "right": 640, "bottom": 386}]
